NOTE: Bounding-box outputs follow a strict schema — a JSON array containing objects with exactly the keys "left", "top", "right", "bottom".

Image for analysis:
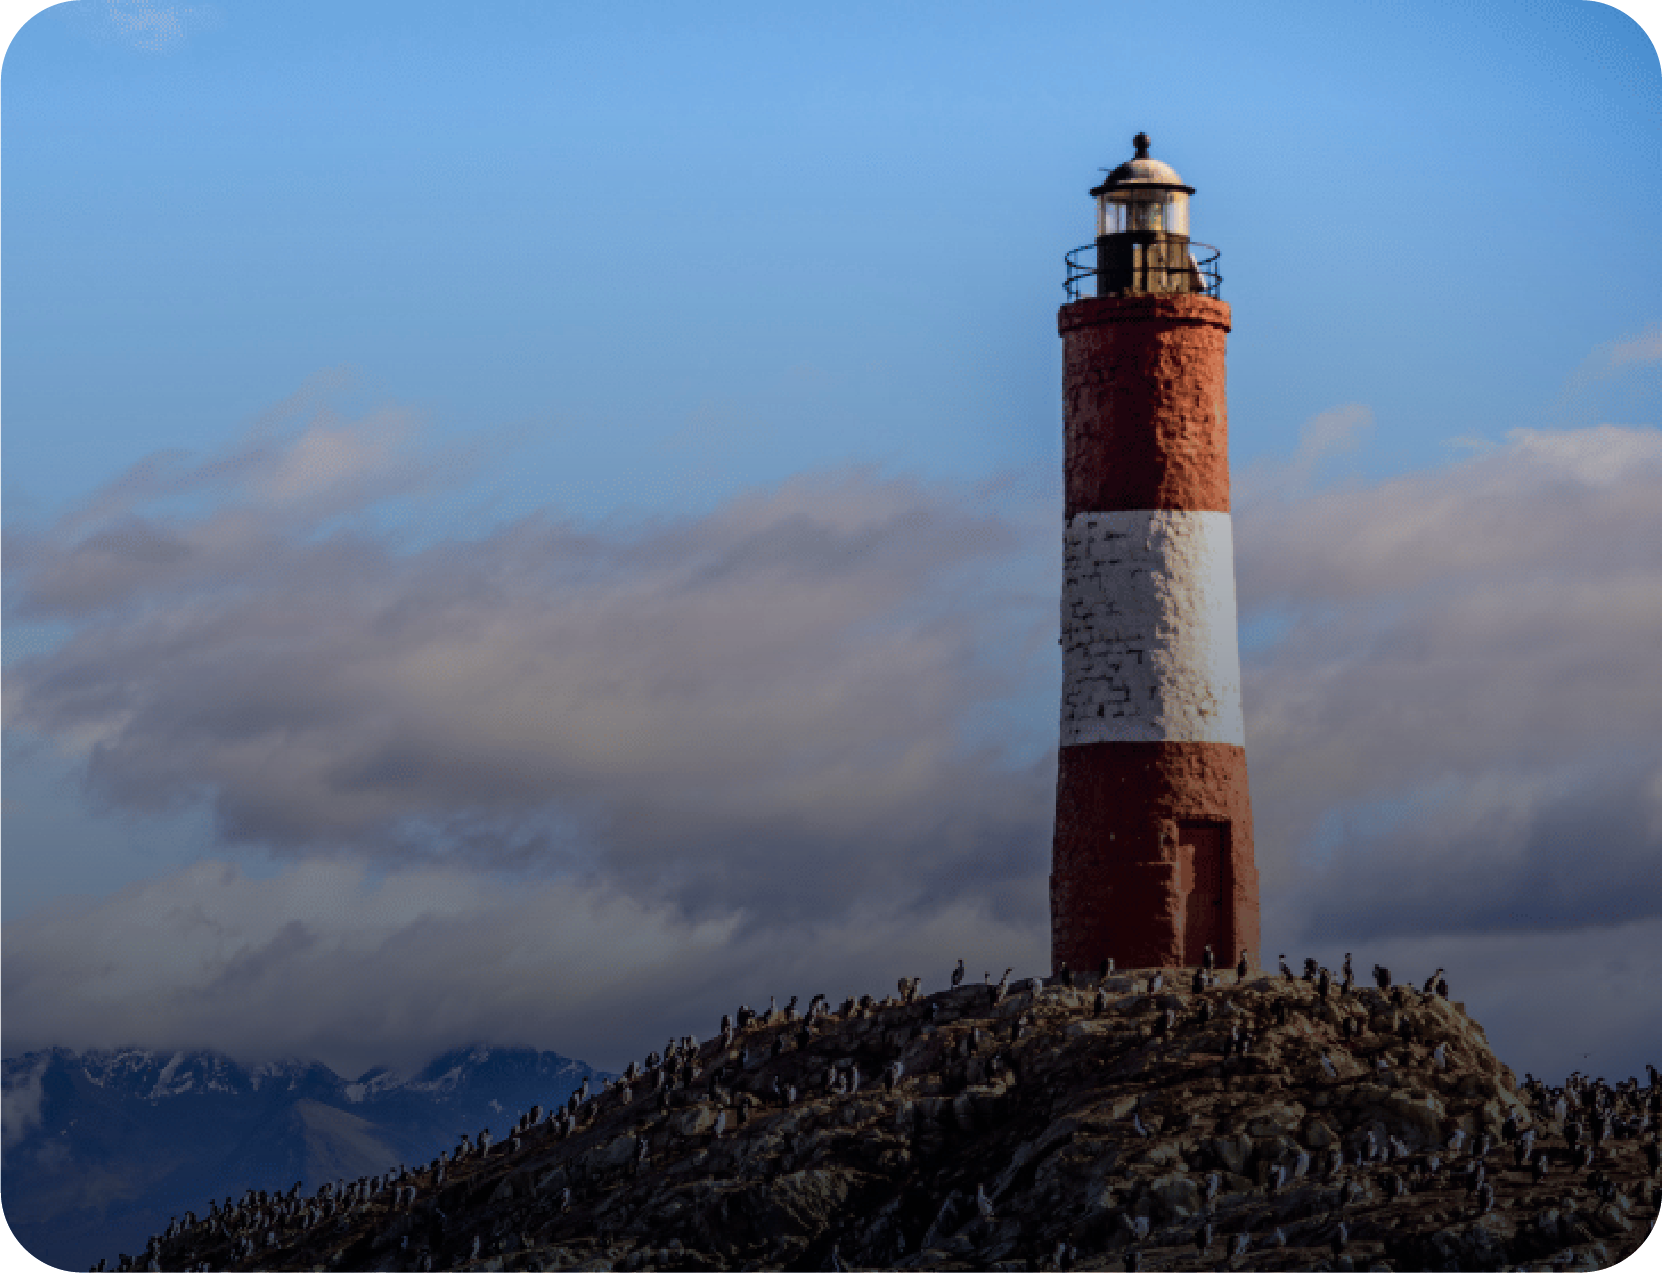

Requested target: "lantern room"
[
  {"left": 1069, "top": 132, "right": 1219, "bottom": 299},
  {"left": 1092, "top": 132, "right": 1193, "bottom": 238}
]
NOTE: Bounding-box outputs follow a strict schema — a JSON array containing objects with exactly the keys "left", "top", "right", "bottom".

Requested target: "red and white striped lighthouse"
[{"left": 1050, "top": 134, "right": 1260, "bottom": 975}]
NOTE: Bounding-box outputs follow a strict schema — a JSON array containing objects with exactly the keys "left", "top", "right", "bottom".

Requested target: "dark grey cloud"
[
  {"left": 1235, "top": 422, "right": 1662, "bottom": 945},
  {"left": 0, "top": 859, "right": 1051, "bottom": 1077}
]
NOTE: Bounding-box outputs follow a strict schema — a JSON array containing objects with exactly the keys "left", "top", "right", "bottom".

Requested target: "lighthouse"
[{"left": 1050, "top": 134, "right": 1260, "bottom": 975}]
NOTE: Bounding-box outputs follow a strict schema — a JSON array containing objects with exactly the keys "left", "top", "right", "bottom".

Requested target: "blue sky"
[{"left": 4, "top": 0, "right": 1662, "bottom": 1114}]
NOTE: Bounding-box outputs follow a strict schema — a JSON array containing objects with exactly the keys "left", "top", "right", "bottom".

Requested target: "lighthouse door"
[{"left": 1180, "top": 821, "right": 1227, "bottom": 967}]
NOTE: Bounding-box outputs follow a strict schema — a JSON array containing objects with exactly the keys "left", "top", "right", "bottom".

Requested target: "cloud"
[
  {"left": 1, "top": 1053, "right": 51, "bottom": 1150},
  {"left": 0, "top": 857, "right": 1046, "bottom": 1077},
  {"left": 5, "top": 405, "right": 1056, "bottom": 933},
  {"left": 1239, "top": 403, "right": 1372, "bottom": 496},
  {"left": 1235, "top": 420, "right": 1662, "bottom": 943},
  {"left": 6, "top": 389, "right": 1661, "bottom": 1084},
  {"left": 1597, "top": 323, "right": 1662, "bottom": 374},
  {"left": 85, "top": 0, "right": 221, "bottom": 52}
]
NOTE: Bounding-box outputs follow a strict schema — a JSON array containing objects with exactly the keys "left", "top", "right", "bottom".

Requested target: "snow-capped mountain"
[{"left": 2, "top": 1044, "right": 605, "bottom": 1272}]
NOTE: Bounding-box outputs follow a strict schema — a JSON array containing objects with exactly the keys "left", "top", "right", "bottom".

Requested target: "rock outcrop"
[{"left": 121, "top": 970, "right": 1661, "bottom": 1272}]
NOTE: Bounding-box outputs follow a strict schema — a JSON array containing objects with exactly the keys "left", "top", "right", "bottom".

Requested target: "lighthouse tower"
[{"left": 1050, "top": 134, "right": 1260, "bottom": 974}]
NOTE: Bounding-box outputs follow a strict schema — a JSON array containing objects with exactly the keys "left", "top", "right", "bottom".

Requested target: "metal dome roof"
[{"left": 1090, "top": 133, "right": 1194, "bottom": 197}]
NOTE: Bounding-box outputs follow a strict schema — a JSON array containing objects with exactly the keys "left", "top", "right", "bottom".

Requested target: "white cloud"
[
  {"left": 1598, "top": 323, "right": 1662, "bottom": 373},
  {"left": 1, "top": 1054, "right": 51, "bottom": 1150}
]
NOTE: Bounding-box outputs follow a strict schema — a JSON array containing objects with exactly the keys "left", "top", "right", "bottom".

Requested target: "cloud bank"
[
  {"left": 6, "top": 409, "right": 1055, "bottom": 931},
  {"left": 5, "top": 399, "right": 1660, "bottom": 1082}
]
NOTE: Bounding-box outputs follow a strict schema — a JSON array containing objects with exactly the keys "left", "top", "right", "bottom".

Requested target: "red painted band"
[
  {"left": 1050, "top": 740, "right": 1260, "bottom": 974},
  {"left": 1060, "top": 294, "right": 1233, "bottom": 519}
]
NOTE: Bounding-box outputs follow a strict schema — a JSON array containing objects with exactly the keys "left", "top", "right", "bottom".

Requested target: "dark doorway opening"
[{"left": 1180, "top": 820, "right": 1229, "bottom": 968}]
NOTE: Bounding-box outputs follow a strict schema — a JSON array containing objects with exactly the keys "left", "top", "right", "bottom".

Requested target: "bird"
[
  {"left": 1279, "top": 953, "right": 1294, "bottom": 979},
  {"left": 1236, "top": 950, "right": 1249, "bottom": 980},
  {"left": 1423, "top": 967, "right": 1445, "bottom": 994},
  {"left": 1202, "top": 944, "right": 1215, "bottom": 973},
  {"left": 951, "top": 959, "right": 965, "bottom": 989}
]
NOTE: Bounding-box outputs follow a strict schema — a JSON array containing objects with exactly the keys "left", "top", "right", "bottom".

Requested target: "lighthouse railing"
[{"left": 1064, "top": 241, "right": 1222, "bottom": 301}]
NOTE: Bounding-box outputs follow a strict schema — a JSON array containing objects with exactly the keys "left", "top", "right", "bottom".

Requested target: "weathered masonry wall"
[
  {"left": 1060, "top": 509, "right": 1244, "bottom": 748},
  {"left": 1060, "top": 293, "right": 1231, "bottom": 519},
  {"left": 1051, "top": 741, "right": 1259, "bottom": 973}
]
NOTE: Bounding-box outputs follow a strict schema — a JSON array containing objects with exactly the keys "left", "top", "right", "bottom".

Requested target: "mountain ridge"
[{"left": 2, "top": 1043, "right": 605, "bottom": 1271}]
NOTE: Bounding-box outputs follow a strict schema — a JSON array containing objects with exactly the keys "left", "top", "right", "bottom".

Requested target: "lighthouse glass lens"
[
  {"left": 1129, "top": 195, "right": 1164, "bottom": 233},
  {"left": 1164, "top": 192, "right": 1189, "bottom": 236},
  {"left": 1101, "top": 198, "right": 1129, "bottom": 236}
]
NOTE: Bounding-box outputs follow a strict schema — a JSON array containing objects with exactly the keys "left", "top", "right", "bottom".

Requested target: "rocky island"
[{"left": 109, "top": 966, "right": 1660, "bottom": 1272}]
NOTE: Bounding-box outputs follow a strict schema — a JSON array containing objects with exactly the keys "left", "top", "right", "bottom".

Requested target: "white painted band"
[{"left": 1060, "top": 509, "right": 1245, "bottom": 747}]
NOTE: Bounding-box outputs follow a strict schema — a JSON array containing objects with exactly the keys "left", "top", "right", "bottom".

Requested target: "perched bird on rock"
[
  {"left": 951, "top": 959, "right": 965, "bottom": 989},
  {"left": 1237, "top": 951, "right": 1249, "bottom": 981}
]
